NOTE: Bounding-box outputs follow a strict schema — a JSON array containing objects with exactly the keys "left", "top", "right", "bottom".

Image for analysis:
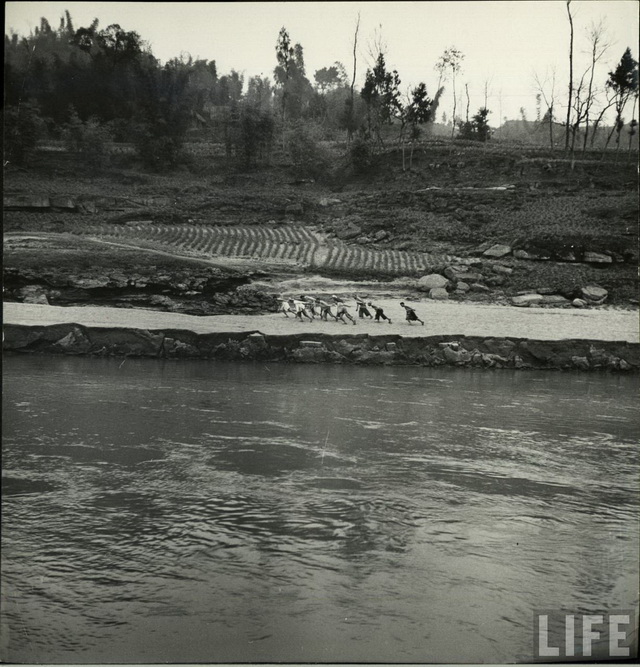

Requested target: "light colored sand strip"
[{"left": 3, "top": 301, "right": 638, "bottom": 343}]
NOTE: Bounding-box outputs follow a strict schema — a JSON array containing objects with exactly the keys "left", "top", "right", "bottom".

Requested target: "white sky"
[{"left": 5, "top": 1, "right": 639, "bottom": 122}]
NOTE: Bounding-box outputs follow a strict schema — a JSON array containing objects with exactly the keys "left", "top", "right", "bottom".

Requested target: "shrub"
[
  {"left": 348, "top": 136, "right": 375, "bottom": 174},
  {"left": 61, "top": 107, "right": 113, "bottom": 167},
  {"left": 133, "top": 121, "right": 186, "bottom": 172},
  {"left": 3, "top": 103, "right": 45, "bottom": 166},
  {"left": 286, "top": 121, "right": 332, "bottom": 180}
]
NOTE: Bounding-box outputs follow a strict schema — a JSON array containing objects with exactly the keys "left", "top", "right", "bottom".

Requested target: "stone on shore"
[
  {"left": 483, "top": 244, "right": 512, "bottom": 258},
  {"left": 429, "top": 287, "right": 449, "bottom": 300},
  {"left": 417, "top": 274, "right": 449, "bottom": 291},
  {"left": 511, "top": 294, "right": 543, "bottom": 307},
  {"left": 572, "top": 298, "right": 588, "bottom": 308},
  {"left": 581, "top": 285, "right": 608, "bottom": 304}
]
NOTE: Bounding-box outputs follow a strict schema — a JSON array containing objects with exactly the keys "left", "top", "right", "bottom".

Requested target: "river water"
[{"left": 2, "top": 356, "right": 638, "bottom": 663}]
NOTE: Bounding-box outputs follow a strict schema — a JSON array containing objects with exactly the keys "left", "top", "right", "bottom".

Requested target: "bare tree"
[
  {"left": 465, "top": 83, "right": 470, "bottom": 123},
  {"left": 581, "top": 19, "right": 612, "bottom": 151},
  {"left": 565, "top": 0, "right": 574, "bottom": 151},
  {"left": 346, "top": 12, "right": 360, "bottom": 143},
  {"left": 533, "top": 67, "right": 558, "bottom": 149},
  {"left": 589, "top": 85, "right": 616, "bottom": 147},
  {"left": 435, "top": 47, "right": 465, "bottom": 139}
]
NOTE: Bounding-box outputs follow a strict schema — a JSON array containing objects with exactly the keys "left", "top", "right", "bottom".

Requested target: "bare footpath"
[{"left": 4, "top": 302, "right": 639, "bottom": 371}]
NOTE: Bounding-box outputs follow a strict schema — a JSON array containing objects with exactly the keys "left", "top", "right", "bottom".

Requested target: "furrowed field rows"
[{"left": 77, "top": 224, "right": 456, "bottom": 275}]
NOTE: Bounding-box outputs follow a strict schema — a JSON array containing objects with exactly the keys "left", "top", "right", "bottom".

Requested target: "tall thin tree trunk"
[
  {"left": 465, "top": 83, "right": 470, "bottom": 123},
  {"left": 348, "top": 13, "right": 360, "bottom": 144},
  {"left": 565, "top": 0, "right": 574, "bottom": 152},
  {"left": 450, "top": 74, "right": 457, "bottom": 140}
]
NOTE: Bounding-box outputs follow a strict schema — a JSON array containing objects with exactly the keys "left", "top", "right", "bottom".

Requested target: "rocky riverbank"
[{"left": 5, "top": 320, "right": 638, "bottom": 372}]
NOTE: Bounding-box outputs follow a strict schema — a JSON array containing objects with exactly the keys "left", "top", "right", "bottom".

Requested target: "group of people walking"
[{"left": 278, "top": 294, "right": 425, "bottom": 326}]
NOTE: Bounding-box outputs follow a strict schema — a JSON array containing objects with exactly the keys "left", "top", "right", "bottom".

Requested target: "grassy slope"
[{"left": 3, "top": 142, "right": 638, "bottom": 304}]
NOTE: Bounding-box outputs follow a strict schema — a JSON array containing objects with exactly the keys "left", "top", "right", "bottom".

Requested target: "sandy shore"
[{"left": 4, "top": 301, "right": 638, "bottom": 343}]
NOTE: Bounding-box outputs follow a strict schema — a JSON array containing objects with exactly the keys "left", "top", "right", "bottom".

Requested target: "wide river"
[{"left": 2, "top": 356, "right": 638, "bottom": 663}]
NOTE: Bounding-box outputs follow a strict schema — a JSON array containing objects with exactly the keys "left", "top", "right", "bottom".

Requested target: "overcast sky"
[{"left": 5, "top": 1, "right": 639, "bottom": 122}]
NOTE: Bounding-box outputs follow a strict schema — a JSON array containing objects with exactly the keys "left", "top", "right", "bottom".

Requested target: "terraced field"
[{"left": 75, "top": 223, "right": 460, "bottom": 276}]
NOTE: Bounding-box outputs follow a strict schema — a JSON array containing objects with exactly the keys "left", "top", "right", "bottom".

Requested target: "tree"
[
  {"left": 580, "top": 19, "right": 611, "bottom": 151},
  {"left": 564, "top": 0, "right": 574, "bottom": 151},
  {"left": 435, "top": 47, "right": 465, "bottom": 139},
  {"left": 314, "top": 63, "right": 346, "bottom": 92},
  {"left": 403, "top": 83, "right": 433, "bottom": 169},
  {"left": 533, "top": 67, "right": 558, "bottom": 149},
  {"left": 273, "top": 27, "right": 312, "bottom": 147},
  {"left": 457, "top": 107, "right": 491, "bottom": 142},
  {"left": 360, "top": 51, "right": 402, "bottom": 149},
  {"left": 344, "top": 13, "right": 360, "bottom": 143},
  {"left": 606, "top": 47, "right": 639, "bottom": 151}
]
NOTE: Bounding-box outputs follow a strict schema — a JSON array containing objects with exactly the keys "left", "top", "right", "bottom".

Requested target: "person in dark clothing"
[
  {"left": 368, "top": 302, "right": 392, "bottom": 324},
  {"left": 354, "top": 294, "right": 373, "bottom": 319},
  {"left": 399, "top": 302, "right": 424, "bottom": 325}
]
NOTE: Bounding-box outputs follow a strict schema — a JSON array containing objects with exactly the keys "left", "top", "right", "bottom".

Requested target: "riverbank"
[{"left": 4, "top": 302, "right": 639, "bottom": 371}]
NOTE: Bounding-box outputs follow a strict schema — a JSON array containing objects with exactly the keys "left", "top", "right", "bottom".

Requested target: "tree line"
[{"left": 3, "top": 10, "right": 638, "bottom": 172}]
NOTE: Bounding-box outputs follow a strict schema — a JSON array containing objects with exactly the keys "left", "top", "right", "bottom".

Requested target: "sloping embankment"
[{"left": 4, "top": 322, "right": 639, "bottom": 372}]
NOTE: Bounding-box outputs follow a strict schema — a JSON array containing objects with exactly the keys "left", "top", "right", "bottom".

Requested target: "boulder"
[
  {"left": 417, "top": 274, "right": 449, "bottom": 291},
  {"left": 17, "top": 285, "right": 49, "bottom": 304},
  {"left": 335, "top": 222, "right": 362, "bottom": 240},
  {"left": 444, "top": 265, "right": 484, "bottom": 282},
  {"left": 572, "top": 298, "right": 588, "bottom": 308},
  {"left": 541, "top": 295, "right": 570, "bottom": 306},
  {"left": 483, "top": 244, "right": 512, "bottom": 258},
  {"left": 492, "top": 264, "right": 513, "bottom": 275},
  {"left": 300, "top": 340, "right": 324, "bottom": 348},
  {"left": 572, "top": 356, "right": 590, "bottom": 370},
  {"left": 581, "top": 285, "right": 608, "bottom": 303},
  {"left": 470, "top": 283, "right": 491, "bottom": 293},
  {"left": 456, "top": 281, "right": 470, "bottom": 292},
  {"left": 429, "top": 287, "right": 449, "bottom": 300},
  {"left": 53, "top": 327, "right": 93, "bottom": 354},
  {"left": 485, "top": 275, "right": 505, "bottom": 287},
  {"left": 511, "top": 294, "right": 543, "bottom": 307},
  {"left": 514, "top": 249, "right": 550, "bottom": 261},
  {"left": 583, "top": 251, "right": 613, "bottom": 264},
  {"left": 373, "top": 230, "right": 389, "bottom": 241}
]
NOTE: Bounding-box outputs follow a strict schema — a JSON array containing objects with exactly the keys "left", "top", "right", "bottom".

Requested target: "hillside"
[{"left": 3, "top": 140, "right": 638, "bottom": 314}]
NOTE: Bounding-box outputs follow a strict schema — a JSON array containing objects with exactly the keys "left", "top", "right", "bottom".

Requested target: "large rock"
[
  {"left": 541, "top": 294, "right": 570, "bottom": 306},
  {"left": 417, "top": 273, "right": 449, "bottom": 291},
  {"left": 336, "top": 222, "right": 362, "bottom": 240},
  {"left": 17, "top": 285, "right": 49, "bottom": 304},
  {"left": 373, "top": 230, "right": 389, "bottom": 242},
  {"left": 53, "top": 327, "right": 93, "bottom": 354},
  {"left": 492, "top": 264, "right": 513, "bottom": 275},
  {"left": 581, "top": 285, "right": 608, "bottom": 303},
  {"left": 444, "top": 265, "right": 484, "bottom": 283},
  {"left": 583, "top": 251, "right": 613, "bottom": 264},
  {"left": 572, "top": 298, "right": 588, "bottom": 308},
  {"left": 511, "top": 294, "right": 543, "bottom": 307},
  {"left": 429, "top": 287, "right": 449, "bottom": 300},
  {"left": 483, "top": 244, "right": 512, "bottom": 258}
]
